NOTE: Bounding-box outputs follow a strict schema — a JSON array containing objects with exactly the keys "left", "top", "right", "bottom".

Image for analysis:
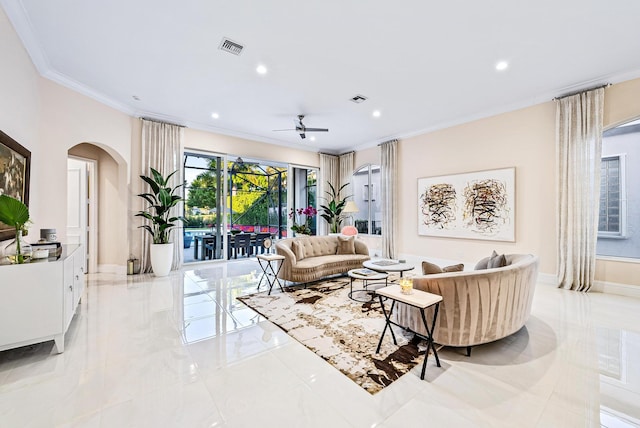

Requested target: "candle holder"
[{"left": 400, "top": 277, "right": 413, "bottom": 295}]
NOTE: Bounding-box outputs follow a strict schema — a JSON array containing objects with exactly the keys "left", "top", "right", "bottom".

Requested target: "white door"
[{"left": 67, "top": 158, "right": 88, "bottom": 272}]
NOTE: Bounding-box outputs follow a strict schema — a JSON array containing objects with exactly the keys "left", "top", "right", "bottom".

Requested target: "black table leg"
[
  {"left": 376, "top": 297, "right": 397, "bottom": 353},
  {"left": 419, "top": 302, "right": 441, "bottom": 380}
]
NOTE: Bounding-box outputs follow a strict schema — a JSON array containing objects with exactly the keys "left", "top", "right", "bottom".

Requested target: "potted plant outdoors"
[
  {"left": 0, "top": 194, "right": 32, "bottom": 264},
  {"left": 289, "top": 206, "right": 317, "bottom": 235},
  {"left": 136, "top": 168, "right": 185, "bottom": 276},
  {"left": 319, "top": 182, "right": 350, "bottom": 234}
]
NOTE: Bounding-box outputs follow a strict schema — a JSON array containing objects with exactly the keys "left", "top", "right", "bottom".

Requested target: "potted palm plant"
[
  {"left": 136, "top": 167, "right": 184, "bottom": 276},
  {"left": 0, "top": 195, "right": 32, "bottom": 263},
  {"left": 319, "top": 182, "right": 349, "bottom": 234}
]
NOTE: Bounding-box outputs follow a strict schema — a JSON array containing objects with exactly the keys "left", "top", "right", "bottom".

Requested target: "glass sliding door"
[
  {"left": 289, "top": 166, "right": 318, "bottom": 235},
  {"left": 183, "top": 152, "right": 224, "bottom": 262},
  {"left": 184, "top": 152, "right": 306, "bottom": 261},
  {"left": 227, "top": 158, "right": 288, "bottom": 239}
]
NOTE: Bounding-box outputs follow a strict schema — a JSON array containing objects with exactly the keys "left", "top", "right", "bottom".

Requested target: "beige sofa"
[
  {"left": 276, "top": 235, "right": 370, "bottom": 283},
  {"left": 394, "top": 254, "right": 538, "bottom": 355}
]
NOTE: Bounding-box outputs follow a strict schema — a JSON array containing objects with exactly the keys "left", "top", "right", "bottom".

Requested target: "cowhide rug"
[{"left": 237, "top": 277, "right": 425, "bottom": 394}]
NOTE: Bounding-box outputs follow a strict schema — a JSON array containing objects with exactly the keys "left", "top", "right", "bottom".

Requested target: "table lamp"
[{"left": 342, "top": 200, "right": 359, "bottom": 225}]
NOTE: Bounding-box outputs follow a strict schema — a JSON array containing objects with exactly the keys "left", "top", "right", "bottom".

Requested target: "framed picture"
[
  {"left": 0, "top": 130, "right": 31, "bottom": 241},
  {"left": 417, "top": 167, "right": 515, "bottom": 242}
]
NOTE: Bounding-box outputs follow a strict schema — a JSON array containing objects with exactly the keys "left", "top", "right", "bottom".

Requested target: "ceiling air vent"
[
  {"left": 219, "top": 38, "right": 244, "bottom": 56},
  {"left": 349, "top": 94, "right": 368, "bottom": 104}
]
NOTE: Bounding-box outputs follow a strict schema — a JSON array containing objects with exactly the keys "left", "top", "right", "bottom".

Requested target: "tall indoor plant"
[
  {"left": 0, "top": 194, "right": 31, "bottom": 263},
  {"left": 319, "top": 182, "right": 349, "bottom": 233},
  {"left": 136, "top": 167, "right": 184, "bottom": 276}
]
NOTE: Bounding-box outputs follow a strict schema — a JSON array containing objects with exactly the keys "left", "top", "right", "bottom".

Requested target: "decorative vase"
[
  {"left": 150, "top": 243, "right": 173, "bottom": 277},
  {"left": 3, "top": 230, "right": 32, "bottom": 264}
]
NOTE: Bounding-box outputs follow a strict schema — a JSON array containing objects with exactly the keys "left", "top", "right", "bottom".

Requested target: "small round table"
[
  {"left": 347, "top": 269, "right": 389, "bottom": 302},
  {"left": 363, "top": 260, "right": 415, "bottom": 278}
]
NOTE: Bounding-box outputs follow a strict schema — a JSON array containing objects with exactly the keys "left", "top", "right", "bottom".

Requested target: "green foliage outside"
[{"left": 185, "top": 159, "right": 287, "bottom": 231}]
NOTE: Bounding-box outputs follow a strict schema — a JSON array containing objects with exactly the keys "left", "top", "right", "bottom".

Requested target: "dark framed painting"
[{"left": 0, "top": 130, "right": 31, "bottom": 241}]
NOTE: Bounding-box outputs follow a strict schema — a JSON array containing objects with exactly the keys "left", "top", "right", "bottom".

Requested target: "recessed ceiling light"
[
  {"left": 211, "top": 112, "right": 219, "bottom": 119},
  {"left": 309, "top": 136, "right": 316, "bottom": 142},
  {"left": 495, "top": 61, "right": 509, "bottom": 71},
  {"left": 372, "top": 110, "right": 381, "bottom": 118},
  {"left": 256, "top": 64, "right": 267, "bottom": 75}
]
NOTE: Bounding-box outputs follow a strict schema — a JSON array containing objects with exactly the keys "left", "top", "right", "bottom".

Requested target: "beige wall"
[
  {"left": 184, "top": 128, "right": 319, "bottom": 167},
  {"left": 0, "top": 7, "right": 41, "bottom": 225},
  {"left": 0, "top": 8, "right": 40, "bottom": 145},
  {"left": 37, "top": 79, "right": 131, "bottom": 253},
  {"left": 1, "top": 10, "right": 131, "bottom": 268},
  {"left": 396, "top": 79, "right": 640, "bottom": 286}
]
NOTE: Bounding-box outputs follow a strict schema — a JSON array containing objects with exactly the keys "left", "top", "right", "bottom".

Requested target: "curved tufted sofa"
[
  {"left": 394, "top": 254, "right": 539, "bottom": 353},
  {"left": 276, "top": 236, "right": 370, "bottom": 283}
]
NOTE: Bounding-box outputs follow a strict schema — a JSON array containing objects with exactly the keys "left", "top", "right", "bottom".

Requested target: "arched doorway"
[{"left": 68, "top": 142, "right": 127, "bottom": 273}]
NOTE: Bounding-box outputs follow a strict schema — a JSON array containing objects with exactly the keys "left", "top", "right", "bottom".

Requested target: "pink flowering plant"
[{"left": 289, "top": 206, "right": 317, "bottom": 235}]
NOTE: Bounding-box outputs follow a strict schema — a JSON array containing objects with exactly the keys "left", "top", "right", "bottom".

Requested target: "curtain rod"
[
  {"left": 139, "top": 117, "right": 186, "bottom": 128},
  {"left": 377, "top": 138, "right": 398, "bottom": 146},
  {"left": 553, "top": 83, "right": 611, "bottom": 101}
]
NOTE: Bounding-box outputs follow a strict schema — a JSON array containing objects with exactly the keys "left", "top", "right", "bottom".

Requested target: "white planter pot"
[{"left": 150, "top": 243, "right": 173, "bottom": 277}]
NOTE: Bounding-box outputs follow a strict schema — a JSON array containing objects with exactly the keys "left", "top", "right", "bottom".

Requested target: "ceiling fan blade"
[
  {"left": 299, "top": 132, "right": 306, "bottom": 139},
  {"left": 304, "top": 128, "right": 329, "bottom": 132}
]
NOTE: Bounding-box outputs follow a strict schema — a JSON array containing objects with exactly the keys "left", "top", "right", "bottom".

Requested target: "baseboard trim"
[
  {"left": 592, "top": 280, "right": 640, "bottom": 298},
  {"left": 97, "top": 264, "right": 126, "bottom": 275},
  {"left": 536, "top": 272, "right": 557, "bottom": 286}
]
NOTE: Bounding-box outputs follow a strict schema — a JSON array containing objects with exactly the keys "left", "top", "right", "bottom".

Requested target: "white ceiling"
[{"left": 4, "top": 0, "right": 640, "bottom": 154}]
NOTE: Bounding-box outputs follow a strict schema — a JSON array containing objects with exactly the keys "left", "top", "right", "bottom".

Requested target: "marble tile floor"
[{"left": 1, "top": 259, "right": 640, "bottom": 427}]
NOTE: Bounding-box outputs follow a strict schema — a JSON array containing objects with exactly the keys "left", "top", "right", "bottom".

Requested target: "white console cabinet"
[{"left": 0, "top": 245, "right": 84, "bottom": 353}]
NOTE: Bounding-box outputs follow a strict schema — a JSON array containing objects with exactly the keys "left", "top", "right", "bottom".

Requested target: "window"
[
  {"left": 598, "top": 155, "right": 624, "bottom": 237},
  {"left": 351, "top": 164, "right": 382, "bottom": 235},
  {"left": 596, "top": 118, "right": 640, "bottom": 259}
]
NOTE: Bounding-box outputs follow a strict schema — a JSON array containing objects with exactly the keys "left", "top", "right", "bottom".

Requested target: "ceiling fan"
[{"left": 273, "top": 115, "right": 329, "bottom": 140}]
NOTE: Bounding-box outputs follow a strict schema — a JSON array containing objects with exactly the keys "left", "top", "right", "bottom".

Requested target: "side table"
[
  {"left": 347, "top": 269, "right": 389, "bottom": 302},
  {"left": 363, "top": 260, "right": 415, "bottom": 278},
  {"left": 256, "top": 254, "right": 286, "bottom": 295},
  {"left": 374, "top": 285, "right": 443, "bottom": 379}
]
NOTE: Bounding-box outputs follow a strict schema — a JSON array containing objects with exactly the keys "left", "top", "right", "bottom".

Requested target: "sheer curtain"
[
  {"left": 318, "top": 153, "right": 339, "bottom": 235},
  {"left": 556, "top": 88, "right": 604, "bottom": 292},
  {"left": 140, "top": 119, "right": 184, "bottom": 273},
  {"left": 339, "top": 151, "right": 354, "bottom": 200},
  {"left": 380, "top": 139, "right": 398, "bottom": 259},
  {"left": 339, "top": 151, "right": 354, "bottom": 219}
]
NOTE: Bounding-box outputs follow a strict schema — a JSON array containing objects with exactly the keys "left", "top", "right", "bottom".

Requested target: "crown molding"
[
  {"left": 42, "top": 69, "right": 136, "bottom": 115},
  {"left": 6, "top": 0, "right": 640, "bottom": 157},
  {"left": 347, "top": 68, "right": 640, "bottom": 153},
  {"left": 1, "top": 0, "right": 50, "bottom": 74}
]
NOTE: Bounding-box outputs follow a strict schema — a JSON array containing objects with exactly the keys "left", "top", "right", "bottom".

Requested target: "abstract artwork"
[{"left": 418, "top": 167, "right": 515, "bottom": 241}]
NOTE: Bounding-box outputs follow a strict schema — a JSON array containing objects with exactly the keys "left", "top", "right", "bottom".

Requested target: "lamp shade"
[{"left": 343, "top": 200, "right": 359, "bottom": 213}]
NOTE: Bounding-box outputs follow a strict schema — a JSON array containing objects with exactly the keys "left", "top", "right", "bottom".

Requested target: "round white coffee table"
[
  {"left": 363, "top": 260, "right": 415, "bottom": 278},
  {"left": 347, "top": 269, "right": 389, "bottom": 302}
]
